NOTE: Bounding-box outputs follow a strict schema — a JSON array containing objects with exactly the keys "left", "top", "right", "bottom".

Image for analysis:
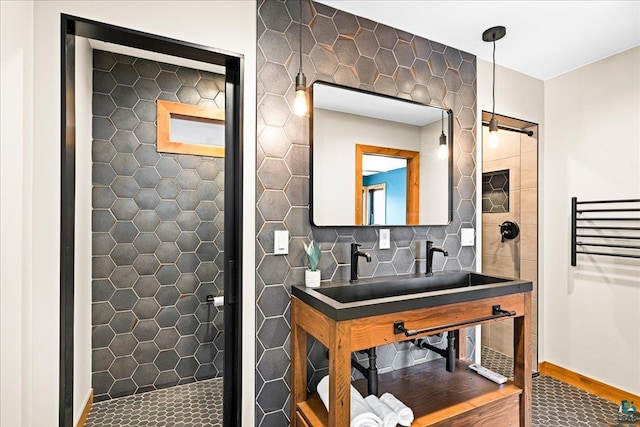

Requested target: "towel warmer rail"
[{"left": 571, "top": 197, "right": 640, "bottom": 266}]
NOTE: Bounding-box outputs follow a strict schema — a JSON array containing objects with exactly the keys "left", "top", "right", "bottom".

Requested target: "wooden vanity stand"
[{"left": 291, "top": 291, "right": 532, "bottom": 426}]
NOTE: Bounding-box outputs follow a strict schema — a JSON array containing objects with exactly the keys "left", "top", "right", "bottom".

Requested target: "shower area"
[
  {"left": 88, "top": 49, "right": 226, "bottom": 422},
  {"left": 480, "top": 112, "right": 539, "bottom": 369}
]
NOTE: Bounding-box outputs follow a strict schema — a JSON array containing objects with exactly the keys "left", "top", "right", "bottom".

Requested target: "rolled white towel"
[
  {"left": 380, "top": 392, "right": 414, "bottom": 426},
  {"left": 364, "top": 394, "right": 399, "bottom": 427},
  {"left": 350, "top": 388, "right": 383, "bottom": 427},
  {"left": 316, "top": 376, "right": 383, "bottom": 427}
]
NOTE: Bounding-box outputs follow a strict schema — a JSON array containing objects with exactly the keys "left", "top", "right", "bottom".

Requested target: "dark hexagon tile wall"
[
  {"left": 256, "top": 1, "right": 477, "bottom": 424},
  {"left": 482, "top": 170, "right": 510, "bottom": 213},
  {"left": 92, "top": 50, "right": 225, "bottom": 402}
]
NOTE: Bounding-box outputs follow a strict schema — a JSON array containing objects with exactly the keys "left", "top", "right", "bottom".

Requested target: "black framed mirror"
[{"left": 310, "top": 81, "right": 453, "bottom": 227}]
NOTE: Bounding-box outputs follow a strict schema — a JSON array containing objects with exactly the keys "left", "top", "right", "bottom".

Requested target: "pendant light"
[
  {"left": 482, "top": 26, "right": 506, "bottom": 148},
  {"left": 293, "top": 0, "right": 308, "bottom": 116},
  {"left": 438, "top": 110, "right": 447, "bottom": 159}
]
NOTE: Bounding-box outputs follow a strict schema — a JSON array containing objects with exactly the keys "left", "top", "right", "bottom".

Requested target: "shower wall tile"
[
  {"left": 483, "top": 128, "right": 521, "bottom": 162},
  {"left": 521, "top": 189, "right": 538, "bottom": 226},
  {"left": 256, "top": 1, "right": 477, "bottom": 424},
  {"left": 483, "top": 189, "right": 521, "bottom": 228},
  {"left": 482, "top": 224, "right": 518, "bottom": 260},
  {"left": 520, "top": 168, "right": 537, "bottom": 192},
  {"left": 489, "top": 318, "right": 514, "bottom": 356},
  {"left": 481, "top": 126, "right": 538, "bottom": 366},
  {"left": 520, "top": 133, "right": 538, "bottom": 368},
  {"left": 91, "top": 50, "right": 225, "bottom": 402},
  {"left": 484, "top": 157, "right": 521, "bottom": 192},
  {"left": 521, "top": 150, "right": 538, "bottom": 189},
  {"left": 482, "top": 253, "right": 519, "bottom": 278},
  {"left": 520, "top": 225, "right": 538, "bottom": 262}
]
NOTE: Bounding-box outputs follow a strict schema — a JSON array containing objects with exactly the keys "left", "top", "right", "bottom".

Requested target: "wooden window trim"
[
  {"left": 355, "top": 144, "right": 420, "bottom": 225},
  {"left": 156, "top": 99, "right": 225, "bottom": 157}
]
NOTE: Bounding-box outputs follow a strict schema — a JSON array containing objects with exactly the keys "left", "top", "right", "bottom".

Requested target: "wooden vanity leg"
[
  {"left": 291, "top": 299, "right": 308, "bottom": 426},
  {"left": 513, "top": 292, "right": 532, "bottom": 427},
  {"left": 328, "top": 322, "right": 351, "bottom": 427},
  {"left": 454, "top": 329, "right": 466, "bottom": 360}
]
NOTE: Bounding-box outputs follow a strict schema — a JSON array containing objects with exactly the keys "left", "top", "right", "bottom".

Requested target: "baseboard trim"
[
  {"left": 539, "top": 361, "right": 639, "bottom": 404},
  {"left": 76, "top": 389, "right": 93, "bottom": 427}
]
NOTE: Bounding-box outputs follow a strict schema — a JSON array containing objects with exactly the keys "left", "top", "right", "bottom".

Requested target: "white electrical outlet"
[
  {"left": 274, "top": 230, "right": 289, "bottom": 254},
  {"left": 379, "top": 229, "right": 391, "bottom": 249},
  {"left": 461, "top": 228, "right": 475, "bottom": 246}
]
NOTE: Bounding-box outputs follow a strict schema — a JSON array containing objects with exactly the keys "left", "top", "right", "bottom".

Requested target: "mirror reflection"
[
  {"left": 362, "top": 154, "right": 407, "bottom": 225},
  {"left": 311, "top": 82, "right": 452, "bottom": 226}
]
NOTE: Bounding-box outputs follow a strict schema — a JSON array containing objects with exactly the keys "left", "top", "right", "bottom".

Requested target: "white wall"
[
  {"left": 477, "top": 60, "right": 545, "bottom": 129},
  {"left": 419, "top": 119, "right": 448, "bottom": 224},
  {"left": 74, "top": 35, "right": 93, "bottom": 424},
  {"left": 476, "top": 58, "right": 544, "bottom": 359},
  {"left": 314, "top": 108, "right": 421, "bottom": 224},
  {"left": 1, "top": 2, "right": 34, "bottom": 426},
  {"left": 2, "top": 1, "right": 257, "bottom": 425},
  {"left": 543, "top": 46, "right": 640, "bottom": 395}
]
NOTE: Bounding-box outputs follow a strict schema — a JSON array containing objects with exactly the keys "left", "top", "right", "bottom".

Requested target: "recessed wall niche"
[{"left": 482, "top": 169, "right": 510, "bottom": 213}]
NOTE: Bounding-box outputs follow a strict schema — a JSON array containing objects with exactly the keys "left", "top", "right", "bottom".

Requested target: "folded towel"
[
  {"left": 317, "top": 376, "right": 383, "bottom": 427},
  {"left": 364, "top": 394, "right": 399, "bottom": 427},
  {"left": 380, "top": 392, "right": 414, "bottom": 426}
]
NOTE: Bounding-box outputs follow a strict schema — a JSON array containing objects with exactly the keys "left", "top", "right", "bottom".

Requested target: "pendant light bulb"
[
  {"left": 293, "top": 0, "right": 307, "bottom": 117},
  {"left": 489, "top": 116, "right": 499, "bottom": 148},
  {"left": 438, "top": 110, "right": 447, "bottom": 159},
  {"left": 293, "top": 70, "right": 307, "bottom": 116},
  {"left": 438, "top": 132, "right": 448, "bottom": 159}
]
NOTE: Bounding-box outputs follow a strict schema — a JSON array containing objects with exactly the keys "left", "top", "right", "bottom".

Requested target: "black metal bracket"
[
  {"left": 394, "top": 305, "right": 517, "bottom": 337},
  {"left": 351, "top": 348, "right": 378, "bottom": 396},
  {"left": 492, "top": 304, "right": 516, "bottom": 316},
  {"left": 481, "top": 120, "right": 534, "bottom": 137},
  {"left": 413, "top": 333, "right": 457, "bottom": 372}
]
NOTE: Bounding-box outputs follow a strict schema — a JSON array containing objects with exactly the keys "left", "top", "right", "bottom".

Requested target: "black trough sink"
[
  {"left": 292, "top": 271, "right": 532, "bottom": 321},
  {"left": 315, "top": 272, "right": 508, "bottom": 304}
]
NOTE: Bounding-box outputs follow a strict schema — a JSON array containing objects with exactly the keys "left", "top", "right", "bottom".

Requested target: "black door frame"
[{"left": 60, "top": 15, "right": 243, "bottom": 427}]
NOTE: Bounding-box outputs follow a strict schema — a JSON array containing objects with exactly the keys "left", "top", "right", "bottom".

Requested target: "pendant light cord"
[
  {"left": 482, "top": 25, "right": 505, "bottom": 129},
  {"left": 492, "top": 40, "right": 496, "bottom": 118},
  {"left": 299, "top": 0, "right": 303, "bottom": 73}
]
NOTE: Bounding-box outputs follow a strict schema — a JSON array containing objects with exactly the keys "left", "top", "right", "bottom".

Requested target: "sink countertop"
[{"left": 292, "top": 271, "right": 533, "bottom": 321}]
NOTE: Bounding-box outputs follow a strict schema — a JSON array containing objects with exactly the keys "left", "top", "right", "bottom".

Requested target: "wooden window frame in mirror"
[
  {"left": 355, "top": 144, "right": 420, "bottom": 225},
  {"left": 156, "top": 99, "right": 225, "bottom": 157},
  {"left": 362, "top": 183, "right": 387, "bottom": 225}
]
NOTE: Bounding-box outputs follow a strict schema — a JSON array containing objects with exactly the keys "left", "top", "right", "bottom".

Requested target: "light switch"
[
  {"left": 274, "top": 230, "right": 289, "bottom": 254},
  {"left": 379, "top": 229, "right": 391, "bottom": 249},
  {"left": 461, "top": 228, "right": 475, "bottom": 247}
]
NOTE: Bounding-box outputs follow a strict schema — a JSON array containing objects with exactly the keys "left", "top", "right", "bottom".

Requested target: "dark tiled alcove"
[
  {"left": 91, "top": 51, "right": 225, "bottom": 401},
  {"left": 482, "top": 169, "right": 510, "bottom": 213},
  {"left": 255, "top": 1, "right": 478, "bottom": 424}
]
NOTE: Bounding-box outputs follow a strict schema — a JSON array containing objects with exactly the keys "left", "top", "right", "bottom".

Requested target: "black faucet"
[
  {"left": 426, "top": 240, "right": 448, "bottom": 276},
  {"left": 350, "top": 243, "right": 371, "bottom": 282}
]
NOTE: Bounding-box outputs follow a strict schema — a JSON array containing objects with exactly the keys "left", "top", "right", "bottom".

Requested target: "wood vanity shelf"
[{"left": 291, "top": 286, "right": 532, "bottom": 426}]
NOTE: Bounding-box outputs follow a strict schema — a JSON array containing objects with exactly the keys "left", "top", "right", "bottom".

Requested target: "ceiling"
[{"left": 318, "top": 1, "right": 640, "bottom": 80}]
